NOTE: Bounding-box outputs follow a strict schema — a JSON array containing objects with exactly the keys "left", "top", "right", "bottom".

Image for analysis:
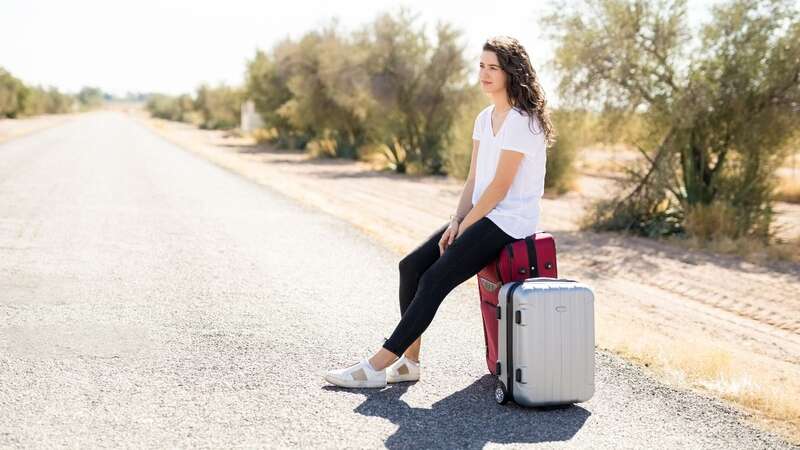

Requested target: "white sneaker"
[
  {"left": 324, "top": 358, "right": 387, "bottom": 388},
  {"left": 386, "top": 355, "right": 420, "bottom": 383}
]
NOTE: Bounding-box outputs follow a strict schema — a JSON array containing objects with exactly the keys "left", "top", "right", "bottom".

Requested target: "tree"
[
  {"left": 194, "top": 83, "right": 243, "bottom": 130},
  {"left": 273, "top": 21, "right": 373, "bottom": 158},
  {"left": 548, "top": 0, "right": 800, "bottom": 239},
  {"left": 0, "top": 67, "right": 25, "bottom": 118},
  {"left": 145, "top": 93, "right": 196, "bottom": 123},
  {"left": 20, "top": 86, "right": 74, "bottom": 115},
  {"left": 76, "top": 87, "right": 105, "bottom": 109},
  {"left": 357, "top": 8, "right": 471, "bottom": 173},
  {"left": 245, "top": 44, "right": 299, "bottom": 148}
]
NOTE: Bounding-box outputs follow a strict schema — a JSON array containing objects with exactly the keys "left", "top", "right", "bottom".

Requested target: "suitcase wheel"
[{"left": 494, "top": 379, "right": 509, "bottom": 405}]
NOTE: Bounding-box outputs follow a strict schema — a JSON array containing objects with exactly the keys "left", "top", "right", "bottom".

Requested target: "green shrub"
[{"left": 195, "top": 83, "right": 243, "bottom": 130}]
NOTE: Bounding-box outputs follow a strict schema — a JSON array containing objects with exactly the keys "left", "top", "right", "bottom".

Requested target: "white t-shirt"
[{"left": 471, "top": 104, "right": 547, "bottom": 239}]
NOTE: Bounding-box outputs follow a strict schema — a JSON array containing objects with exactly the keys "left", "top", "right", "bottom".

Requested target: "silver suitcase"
[{"left": 494, "top": 278, "right": 595, "bottom": 406}]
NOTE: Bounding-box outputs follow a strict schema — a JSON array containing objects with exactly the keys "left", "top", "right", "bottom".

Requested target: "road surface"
[{"left": 0, "top": 111, "right": 794, "bottom": 448}]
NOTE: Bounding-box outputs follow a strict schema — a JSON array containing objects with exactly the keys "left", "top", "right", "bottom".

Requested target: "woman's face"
[{"left": 479, "top": 50, "right": 507, "bottom": 95}]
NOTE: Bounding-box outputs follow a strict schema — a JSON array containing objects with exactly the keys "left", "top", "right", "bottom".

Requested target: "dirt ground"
[
  {"left": 0, "top": 112, "right": 85, "bottom": 144},
  {"left": 15, "top": 109, "right": 796, "bottom": 442}
]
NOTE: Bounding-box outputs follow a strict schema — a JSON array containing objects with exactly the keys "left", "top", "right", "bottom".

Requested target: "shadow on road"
[{"left": 323, "top": 374, "right": 591, "bottom": 449}]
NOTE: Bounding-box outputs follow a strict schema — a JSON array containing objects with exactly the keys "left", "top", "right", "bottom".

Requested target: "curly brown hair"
[{"left": 483, "top": 36, "right": 555, "bottom": 147}]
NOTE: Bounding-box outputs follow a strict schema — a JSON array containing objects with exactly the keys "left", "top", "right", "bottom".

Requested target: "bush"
[
  {"left": 544, "top": 110, "right": 587, "bottom": 194},
  {"left": 0, "top": 67, "right": 25, "bottom": 118},
  {"left": 20, "top": 86, "right": 74, "bottom": 115},
  {"left": 443, "top": 84, "right": 485, "bottom": 180},
  {"left": 195, "top": 83, "right": 243, "bottom": 130},
  {"left": 252, "top": 127, "right": 279, "bottom": 144},
  {"left": 145, "top": 93, "right": 200, "bottom": 123},
  {"left": 76, "top": 87, "right": 104, "bottom": 110},
  {"left": 358, "top": 9, "right": 472, "bottom": 174},
  {"left": 245, "top": 46, "right": 297, "bottom": 147},
  {"left": 0, "top": 67, "right": 76, "bottom": 117}
]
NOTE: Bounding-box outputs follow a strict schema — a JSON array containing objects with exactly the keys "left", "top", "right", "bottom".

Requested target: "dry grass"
[
  {"left": 597, "top": 314, "right": 800, "bottom": 444},
  {"left": 666, "top": 235, "right": 800, "bottom": 264},
  {"left": 683, "top": 203, "right": 741, "bottom": 241},
  {"left": 776, "top": 177, "right": 800, "bottom": 204},
  {"left": 250, "top": 127, "right": 279, "bottom": 144}
]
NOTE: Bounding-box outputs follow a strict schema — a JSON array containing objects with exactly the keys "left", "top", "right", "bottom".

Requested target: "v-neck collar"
[{"left": 490, "top": 105, "right": 512, "bottom": 138}]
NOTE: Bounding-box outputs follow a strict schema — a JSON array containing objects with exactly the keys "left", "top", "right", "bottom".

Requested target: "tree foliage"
[
  {"left": 244, "top": 8, "right": 473, "bottom": 174},
  {"left": 145, "top": 83, "right": 242, "bottom": 130},
  {"left": 145, "top": 93, "right": 196, "bottom": 122},
  {"left": 0, "top": 67, "right": 75, "bottom": 117},
  {"left": 195, "top": 83, "right": 244, "bottom": 130},
  {"left": 549, "top": 0, "right": 800, "bottom": 239}
]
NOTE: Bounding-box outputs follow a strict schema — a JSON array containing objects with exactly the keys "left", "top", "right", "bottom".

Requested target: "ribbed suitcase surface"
[{"left": 496, "top": 278, "right": 595, "bottom": 406}]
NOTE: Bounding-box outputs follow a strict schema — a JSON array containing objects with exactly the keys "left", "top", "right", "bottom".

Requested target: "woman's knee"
[
  {"left": 416, "top": 267, "right": 449, "bottom": 298},
  {"left": 399, "top": 252, "right": 423, "bottom": 278}
]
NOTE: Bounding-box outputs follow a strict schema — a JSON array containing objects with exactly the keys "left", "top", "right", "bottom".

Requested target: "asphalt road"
[{"left": 0, "top": 111, "right": 795, "bottom": 449}]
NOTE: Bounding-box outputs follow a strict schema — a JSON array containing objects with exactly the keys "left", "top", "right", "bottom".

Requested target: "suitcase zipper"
[{"left": 505, "top": 281, "right": 522, "bottom": 401}]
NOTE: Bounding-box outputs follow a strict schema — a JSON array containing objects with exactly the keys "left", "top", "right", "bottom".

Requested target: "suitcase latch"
[{"left": 514, "top": 310, "right": 526, "bottom": 326}]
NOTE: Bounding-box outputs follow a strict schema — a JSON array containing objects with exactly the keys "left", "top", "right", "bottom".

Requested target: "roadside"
[
  {"left": 0, "top": 112, "right": 84, "bottom": 144},
  {"left": 127, "top": 110, "right": 800, "bottom": 444}
]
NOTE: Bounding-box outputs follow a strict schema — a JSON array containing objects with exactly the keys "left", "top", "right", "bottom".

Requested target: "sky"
[{"left": 1, "top": 0, "right": 717, "bottom": 101}]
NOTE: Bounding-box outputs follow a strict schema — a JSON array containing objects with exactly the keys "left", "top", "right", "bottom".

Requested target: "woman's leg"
[
  {"left": 398, "top": 222, "right": 450, "bottom": 315},
  {"left": 395, "top": 222, "right": 450, "bottom": 362},
  {"left": 373, "top": 217, "right": 516, "bottom": 369}
]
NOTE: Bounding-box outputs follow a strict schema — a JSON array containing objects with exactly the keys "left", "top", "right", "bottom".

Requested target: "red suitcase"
[{"left": 476, "top": 232, "right": 557, "bottom": 375}]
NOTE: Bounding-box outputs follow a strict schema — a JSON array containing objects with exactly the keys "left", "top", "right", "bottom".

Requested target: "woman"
[{"left": 324, "top": 35, "right": 555, "bottom": 388}]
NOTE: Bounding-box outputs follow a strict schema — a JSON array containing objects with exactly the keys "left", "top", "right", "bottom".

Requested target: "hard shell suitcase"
[
  {"left": 477, "top": 233, "right": 557, "bottom": 375},
  {"left": 493, "top": 278, "right": 595, "bottom": 407}
]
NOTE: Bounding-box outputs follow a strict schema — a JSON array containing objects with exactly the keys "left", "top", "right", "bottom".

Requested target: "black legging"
[{"left": 382, "top": 216, "right": 517, "bottom": 357}]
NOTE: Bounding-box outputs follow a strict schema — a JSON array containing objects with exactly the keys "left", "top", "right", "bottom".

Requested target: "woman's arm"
[
  {"left": 451, "top": 140, "right": 481, "bottom": 222},
  {"left": 457, "top": 149, "right": 524, "bottom": 237}
]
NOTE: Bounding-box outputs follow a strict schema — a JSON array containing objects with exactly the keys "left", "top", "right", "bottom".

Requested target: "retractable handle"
[{"left": 523, "top": 277, "right": 578, "bottom": 283}]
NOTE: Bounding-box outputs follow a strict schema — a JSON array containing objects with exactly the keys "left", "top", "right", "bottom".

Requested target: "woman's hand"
[
  {"left": 454, "top": 215, "right": 474, "bottom": 241},
  {"left": 438, "top": 219, "right": 460, "bottom": 255}
]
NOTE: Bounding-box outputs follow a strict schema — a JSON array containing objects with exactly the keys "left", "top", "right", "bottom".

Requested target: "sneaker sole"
[
  {"left": 387, "top": 374, "right": 420, "bottom": 383},
  {"left": 324, "top": 374, "right": 386, "bottom": 389}
]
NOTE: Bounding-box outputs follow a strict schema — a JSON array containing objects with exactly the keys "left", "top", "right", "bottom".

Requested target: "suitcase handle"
[{"left": 523, "top": 277, "right": 578, "bottom": 283}]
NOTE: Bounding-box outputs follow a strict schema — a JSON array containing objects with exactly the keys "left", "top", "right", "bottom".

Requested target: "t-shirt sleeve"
[
  {"left": 501, "top": 113, "right": 545, "bottom": 156},
  {"left": 472, "top": 112, "right": 481, "bottom": 140}
]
